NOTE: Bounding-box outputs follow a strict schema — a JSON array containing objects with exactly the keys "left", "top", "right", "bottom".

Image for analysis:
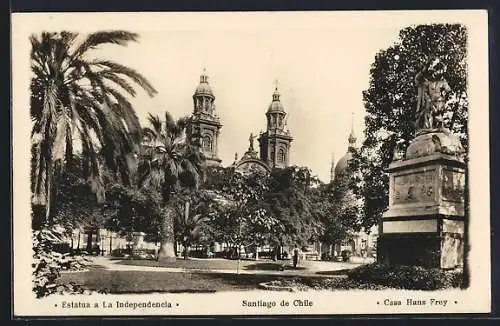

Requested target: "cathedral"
[
  {"left": 186, "top": 70, "right": 293, "bottom": 175},
  {"left": 185, "top": 70, "right": 376, "bottom": 261},
  {"left": 65, "top": 71, "right": 376, "bottom": 261}
]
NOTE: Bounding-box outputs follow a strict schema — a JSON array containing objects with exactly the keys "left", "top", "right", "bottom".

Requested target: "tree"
[
  {"left": 359, "top": 24, "right": 468, "bottom": 229},
  {"left": 172, "top": 189, "right": 215, "bottom": 259},
  {"left": 205, "top": 165, "right": 330, "bottom": 260},
  {"left": 30, "top": 31, "right": 157, "bottom": 229},
  {"left": 102, "top": 183, "right": 162, "bottom": 240},
  {"left": 51, "top": 157, "right": 103, "bottom": 233},
  {"left": 205, "top": 168, "right": 283, "bottom": 260},
  {"left": 138, "top": 112, "right": 204, "bottom": 261},
  {"left": 263, "top": 166, "right": 324, "bottom": 255}
]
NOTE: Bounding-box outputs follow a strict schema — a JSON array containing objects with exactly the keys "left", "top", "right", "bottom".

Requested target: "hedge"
[{"left": 347, "top": 263, "right": 463, "bottom": 290}]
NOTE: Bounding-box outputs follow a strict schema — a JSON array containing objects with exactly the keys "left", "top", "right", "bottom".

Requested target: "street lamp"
[{"left": 99, "top": 229, "right": 105, "bottom": 256}]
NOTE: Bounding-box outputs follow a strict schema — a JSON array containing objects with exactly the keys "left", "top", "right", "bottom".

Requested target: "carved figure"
[
  {"left": 415, "top": 58, "right": 452, "bottom": 130},
  {"left": 248, "top": 133, "right": 256, "bottom": 150},
  {"left": 393, "top": 140, "right": 406, "bottom": 160}
]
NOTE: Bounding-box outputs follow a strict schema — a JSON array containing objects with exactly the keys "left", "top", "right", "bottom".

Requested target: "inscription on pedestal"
[{"left": 393, "top": 170, "right": 436, "bottom": 205}]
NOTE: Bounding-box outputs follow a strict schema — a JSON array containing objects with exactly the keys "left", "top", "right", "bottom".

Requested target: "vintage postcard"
[{"left": 12, "top": 10, "right": 490, "bottom": 316}]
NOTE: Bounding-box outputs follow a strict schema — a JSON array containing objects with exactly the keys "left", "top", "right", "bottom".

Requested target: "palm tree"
[
  {"left": 138, "top": 112, "right": 204, "bottom": 261},
  {"left": 173, "top": 195, "right": 211, "bottom": 260},
  {"left": 30, "top": 31, "right": 157, "bottom": 229}
]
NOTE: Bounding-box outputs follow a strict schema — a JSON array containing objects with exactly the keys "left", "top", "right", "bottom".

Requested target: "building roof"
[
  {"left": 334, "top": 113, "right": 357, "bottom": 177},
  {"left": 193, "top": 70, "right": 214, "bottom": 97},
  {"left": 334, "top": 151, "right": 352, "bottom": 177},
  {"left": 267, "top": 86, "right": 285, "bottom": 113}
]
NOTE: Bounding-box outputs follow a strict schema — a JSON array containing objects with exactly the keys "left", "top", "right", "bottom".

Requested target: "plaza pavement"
[{"left": 88, "top": 256, "right": 373, "bottom": 278}]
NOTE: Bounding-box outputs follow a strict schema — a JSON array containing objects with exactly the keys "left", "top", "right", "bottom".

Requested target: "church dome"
[
  {"left": 268, "top": 100, "right": 285, "bottom": 112},
  {"left": 267, "top": 86, "right": 285, "bottom": 112},
  {"left": 334, "top": 113, "right": 357, "bottom": 178},
  {"left": 194, "top": 71, "right": 214, "bottom": 97},
  {"left": 334, "top": 151, "right": 352, "bottom": 177},
  {"left": 195, "top": 83, "right": 213, "bottom": 96}
]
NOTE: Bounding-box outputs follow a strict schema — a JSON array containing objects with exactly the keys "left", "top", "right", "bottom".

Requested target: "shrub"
[
  {"left": 111, "top": 248, "right": 157, "bottom": 260},
  {"left": 347, "top": 263, "right": 463, "bottom": 290},
  {"left": 341, "top": 250, "right": 352, "bottom": 262},
  {"left": 33, "top": 227, "right": 92, "bottom": 298},
  {"left": 131, "top": 249, "right": 157, "bottom": 260},
  {"left": 266, "top": 277, "right": 392, "bottom": 291}
]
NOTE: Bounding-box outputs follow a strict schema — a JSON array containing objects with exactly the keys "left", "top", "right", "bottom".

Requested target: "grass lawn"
[
  {"left": 116, "top": 258, "right": 307, "bottom": 272},
  {"left": 57, "top": 267, "right": 391, "bottom": 294},
  {"left": 57, "top": 268, "right": 298, "bottom": 294}
]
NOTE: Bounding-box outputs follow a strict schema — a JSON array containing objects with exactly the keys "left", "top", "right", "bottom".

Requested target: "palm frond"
[
  {"left": 98, "top": 70, "right": 137, "bottom": 96},
  {"left": 105, "top": 89, "right": 142, "bottom": 143},
  {"left": 91, "top": 59, "right": 157, "bottom": 97},
  {"left": 73, "top": 31, "right": 139, "bottom": 59},
  {"left": 147, "top": 113, "right": 163, "bottom": 134},
  {"left": 142, "top": 127, "right": 158, "bottom": 141}
]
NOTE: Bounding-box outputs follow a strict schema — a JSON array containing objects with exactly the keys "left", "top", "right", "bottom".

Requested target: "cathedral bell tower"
[
  {"left": 186, "top": 69, "right": 222, "bottom": 166},
  {"left": 258, "top": 83, "right": 293, "bottom": 168}
]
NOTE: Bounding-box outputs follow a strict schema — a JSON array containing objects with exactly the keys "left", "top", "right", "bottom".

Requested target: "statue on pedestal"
[
  {"left": 415, "top": 58, "right": 452, "bottom": 131},
  {"left": 248, "top": 133, "right": 256, "bottom": 151},
  {"left": 379, "top": 58, "right": 466, "bottom": 270}
]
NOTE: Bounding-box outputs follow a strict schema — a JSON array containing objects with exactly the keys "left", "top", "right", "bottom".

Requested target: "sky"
[
  {"left": 87, "top": 23, "right": 403, "bottom": 182},
  {"left": 14, "top": 11, "right": 482, "bottom": 182}
]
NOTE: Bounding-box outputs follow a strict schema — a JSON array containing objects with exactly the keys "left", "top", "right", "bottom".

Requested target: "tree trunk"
[
  {"left": 183, "top": 243, "right": 188, "bottom": 260},
  {"left": 462, "top": 155, "right": 470, "bottom": 288},
  {"left": 77, "top": 230, "right": 81, "bottom": 250},
  {"left": 86, "top": 232, "right": 92, "bottom": 252},
  {"left": 158, "top": 206, "right": 176, "bottom": 262},
  {"left": 182, "top": 200, "right": 190, "bottom": 260}
]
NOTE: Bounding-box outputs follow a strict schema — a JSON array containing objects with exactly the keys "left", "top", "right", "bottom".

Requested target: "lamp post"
[
  {"left": 237, "top": 215, "right": 242, "bottom": 274},
  {"left": 109, "top": 230, "right": 113, "bottom": 255},
  {"left": 99, "top": 229, "right": 104, "bottom": 256}
]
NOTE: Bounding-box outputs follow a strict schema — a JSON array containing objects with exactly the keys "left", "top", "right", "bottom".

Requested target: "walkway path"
[{"left": 88, "top": 256, "right": 365, "bottom": 278}]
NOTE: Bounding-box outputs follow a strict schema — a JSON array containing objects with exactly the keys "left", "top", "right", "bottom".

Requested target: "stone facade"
[
  {"left": 186, "top": 71, "right": 223, "bottom": 167},
  {"left": 233, "top": 85, "right": 293, "bottom": 174},
  {"left": 378, "top": 129, "right": 466, "bottom": 269},
  {"left": 258, "top": 87, "right": 293, "bottom": 168}
]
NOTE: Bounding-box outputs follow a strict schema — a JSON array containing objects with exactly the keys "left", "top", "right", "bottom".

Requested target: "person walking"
[{"left": 292, "top": 245, "right": 300, "bottom": 268}]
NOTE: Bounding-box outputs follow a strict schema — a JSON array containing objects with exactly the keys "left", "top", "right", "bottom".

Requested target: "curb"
[{"left": 258, "top": 282, "right": 295, "bottom": 292}]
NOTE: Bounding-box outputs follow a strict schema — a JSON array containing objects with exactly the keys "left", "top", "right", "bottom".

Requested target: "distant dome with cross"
[{"left": 334, "top": 113, "right": 357, "bottom": 178}]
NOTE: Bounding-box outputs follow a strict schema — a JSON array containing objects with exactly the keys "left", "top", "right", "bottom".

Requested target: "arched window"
[
  {"left": 202, "top": 135, "right": 212, "bottom": 152},
  {"left": 278, "top": 148, "right": 286, "bottom": 163}
]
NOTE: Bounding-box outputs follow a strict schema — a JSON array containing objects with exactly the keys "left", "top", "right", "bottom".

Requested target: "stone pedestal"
[
  {"left": 378, "top": 130, "right": 466, "bottom": 269},
  {"left": 132, "top": 232, "right": 146, "bottom": 249}
]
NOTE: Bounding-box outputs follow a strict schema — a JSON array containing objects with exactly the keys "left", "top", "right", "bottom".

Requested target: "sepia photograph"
[{"left": 11, "top": 10, "right": 490, "bottom": 316}]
